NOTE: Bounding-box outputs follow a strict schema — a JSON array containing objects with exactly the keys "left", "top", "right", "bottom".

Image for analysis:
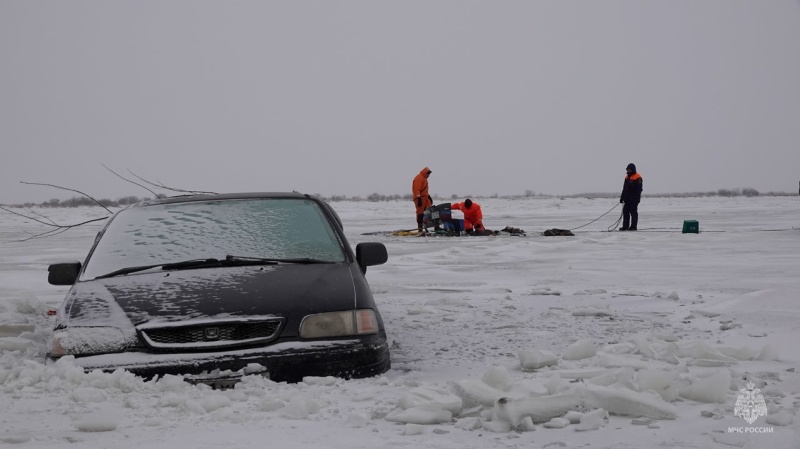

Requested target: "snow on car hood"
[{"left": 62, "top": 264, "right": 356, "bottom": 328}]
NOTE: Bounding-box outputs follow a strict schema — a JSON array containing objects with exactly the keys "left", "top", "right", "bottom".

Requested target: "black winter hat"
[{"left": 626, "top": 163, "right": 636, "bottom": 172}]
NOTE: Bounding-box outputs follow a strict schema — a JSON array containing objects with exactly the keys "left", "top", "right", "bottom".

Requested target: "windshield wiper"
[
  {"left": 225, "top": 255, "right": 333, "bottom": 265},
  {"left": 94, "top": 258, "right": 222, "bottom": 280},
  {"left": 94, "top": 255, "right": 333, "bottom": 280}
]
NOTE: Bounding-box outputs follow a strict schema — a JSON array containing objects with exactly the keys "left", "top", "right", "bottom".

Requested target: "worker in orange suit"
[
  {"left": 411, "top": 167, "right": 433, "bottom": 232},
  {"left": 450, "top": 199, "right": 485, "bottom": 235}
]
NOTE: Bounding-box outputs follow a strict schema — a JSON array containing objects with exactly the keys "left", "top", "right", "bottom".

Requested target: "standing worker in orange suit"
[
  {"left": 412, "top": 167, "right": 433, "bottom": 232},
  {"left": 619, "top": 163, "right": 643, "bottom": 231},
  {"left": 451, "top": 199, "right": 485, "bottom": 235}
]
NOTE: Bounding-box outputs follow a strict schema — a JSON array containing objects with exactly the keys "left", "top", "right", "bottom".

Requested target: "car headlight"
[
  {"left": 299, "top": 309, "right": 378, "bottom": 339},
  {"left": 49, "top": 327, "right": 132, "bottom": 357}
]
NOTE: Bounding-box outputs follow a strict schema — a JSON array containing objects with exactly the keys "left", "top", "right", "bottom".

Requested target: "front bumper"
[{"left": 52, "top": 338, "right": 390, "bottom": 384}]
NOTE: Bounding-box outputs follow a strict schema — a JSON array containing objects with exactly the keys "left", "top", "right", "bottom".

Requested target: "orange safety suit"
[
  {"left": 412, "top": 167, "right": 433, "bottom": 215},
  {"left": 451, "top": 201, "right": 483, "bottom": 231}
]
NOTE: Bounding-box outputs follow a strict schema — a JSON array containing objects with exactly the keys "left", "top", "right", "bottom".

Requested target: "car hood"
[{"left": 62, "top": 264, "right": 357, "bottom": 328}]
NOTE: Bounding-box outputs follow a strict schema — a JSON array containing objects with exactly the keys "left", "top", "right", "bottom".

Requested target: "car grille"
[{"left": 140, "top": 319, "right": 283, "bottom": 350}]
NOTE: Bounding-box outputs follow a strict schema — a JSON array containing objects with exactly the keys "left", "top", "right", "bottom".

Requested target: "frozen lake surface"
[{"left": 1, "top": 196, "right": 799, "bottom": 448}]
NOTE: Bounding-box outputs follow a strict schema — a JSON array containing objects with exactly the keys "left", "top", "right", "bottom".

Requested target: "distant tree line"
[
  {"left": 564, "top": 188, "right": 771, "bottom": 199},
  {"left": 6, "top": 195, "right": 149, "bottom": 208},
  {"left": 313, "top": 187, "right": 791, "bottom": 202},
  {"left": 2, "top": 186, "right": 794, "bottom": 208},
  {"left": 314, "top": 193, "right": 415, "bottom": 202}
]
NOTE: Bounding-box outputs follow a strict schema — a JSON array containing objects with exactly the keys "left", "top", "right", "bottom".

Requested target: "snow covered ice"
[{"left": 1, "top": 197, "right": 800, "bottom": 448}]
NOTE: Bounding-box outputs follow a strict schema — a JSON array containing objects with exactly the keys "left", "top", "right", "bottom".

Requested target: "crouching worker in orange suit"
[
  {"left": 451, "top": 199, "right": 491, "bottom": 235},
  {"left": 411, "top": 167, "right": 434, "bottom": 232}
]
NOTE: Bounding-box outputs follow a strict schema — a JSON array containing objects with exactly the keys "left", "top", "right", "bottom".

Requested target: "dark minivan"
[{"left": 47, "top": 192, "right": 389, "bottom": 386}]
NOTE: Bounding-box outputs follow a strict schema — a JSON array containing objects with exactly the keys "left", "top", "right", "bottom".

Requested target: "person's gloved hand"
[
  {"left": 619, "top": 198, "right": 624, "bottom": 204},
  {"left": 416, "top": 197, "right": 422, "bottom": 207}
]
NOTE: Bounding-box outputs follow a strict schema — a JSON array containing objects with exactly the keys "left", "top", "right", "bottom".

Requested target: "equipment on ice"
[
  {"left": 422, "top": 203, "right": 453, "bottom": 231},
  {"left": 422, "top": 203, "right": 465, "bottom": 235},
  {"left": 365, "top": 203, "right": 527, "bottom": 237}
]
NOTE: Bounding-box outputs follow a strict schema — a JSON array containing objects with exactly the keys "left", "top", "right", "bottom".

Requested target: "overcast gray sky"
[{"left": 2, "top": 1, "right": 799, "bottom": 204}]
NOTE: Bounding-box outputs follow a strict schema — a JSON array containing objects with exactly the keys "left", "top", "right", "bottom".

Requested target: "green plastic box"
[{"left": 682, "top": 220, "right": 699, "bottom": 234}]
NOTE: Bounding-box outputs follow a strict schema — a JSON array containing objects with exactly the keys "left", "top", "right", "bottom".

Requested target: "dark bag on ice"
[{"left": 543, "top": 228, "right": 574, "bottom": 236}]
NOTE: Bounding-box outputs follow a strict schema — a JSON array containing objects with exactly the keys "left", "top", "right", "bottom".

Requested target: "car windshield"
[{"left": 82, "top": 198, "right": 346, "bottom": 280}]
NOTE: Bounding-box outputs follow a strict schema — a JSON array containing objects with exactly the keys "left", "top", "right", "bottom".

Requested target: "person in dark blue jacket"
[{"left": 619, "top": 163, "right": 643, "bottom": 231}]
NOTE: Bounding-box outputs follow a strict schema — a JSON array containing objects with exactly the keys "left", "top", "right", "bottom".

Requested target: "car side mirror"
[
  {"left": 48, "top": 262, "right": 82, "bottom": 286},
  {"left": 355, "top": 242, "right": 388, "bottom": 274}
]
